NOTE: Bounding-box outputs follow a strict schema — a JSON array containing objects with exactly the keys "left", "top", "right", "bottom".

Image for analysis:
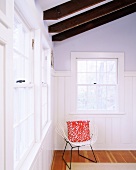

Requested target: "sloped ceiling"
[{"left": 41, "top": 0, "right": 136, "bottom": 41}]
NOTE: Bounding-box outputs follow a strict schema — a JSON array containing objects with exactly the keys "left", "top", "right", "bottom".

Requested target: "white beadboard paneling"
[
  {"left": 106, "top": 118, "right": 112, "bottom": 144},
  {"left": 58, "top": 77, "right": 65, "bottom": 123},
  {"left": 94, "top": 118, "right": 106, "bottom": 144},
  {"left": 124, "top": 77, "right": 133, "bottom": 114},
  {"left": 30, "top": 125, "right": 54, "bottom": 170},
  {"left": 56, "top": 77, "right": 66, "bottom": 150},
  {"left": 111, "top": 118, "right": 121, "bottom": 144},
  {"left": 65, "top": 77, "right": 71, "bottom": 115},
  {"left": 54, "top": 76, "right": 59, "bottom": 150},
  {"left": 121, "top": 77, "right": 133, "bottom": 144}
]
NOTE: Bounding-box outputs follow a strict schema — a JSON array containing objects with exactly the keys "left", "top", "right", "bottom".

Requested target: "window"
[
  {"left": 13, "top": 13, "right": 34, "bottom": 168},
  {"left": 77, "top": 59, "right": 117, "bottom": 111},
  {"left": 71, "top": 52, "right": 124, "bottom": 114}
]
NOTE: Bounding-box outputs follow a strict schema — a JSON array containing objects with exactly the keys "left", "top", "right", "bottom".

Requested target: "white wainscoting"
[
  {"left": 54, "top": 71, "right": 136, "bottom": 150},
  {"left": 30, "top": 124, "right": 54, "bottom": 170}
]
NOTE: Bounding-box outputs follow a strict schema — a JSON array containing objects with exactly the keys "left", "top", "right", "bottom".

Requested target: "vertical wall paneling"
[
  {"left": 65, "top": 77, "right": 71, "bottom": 116},
  {"left": 58, "top": 77, "right": 65, "bottom": 124},
  {"left": 111, "top": 118, "right": 121, "bottom": 144},
  {"left": 54, "top": 71, "right": 136, "bottom": 150},
  {"left": 30, "top": 125, "right": 54, "bottom": 170},
  {"left": 57, "top": 77, "right": 65, "bottom": 149},
  {"left": 54, "top": 76, "right": 59, "bottom": 149},
  {"left": 95, "top": 118, "right": 106, "bottom": 145},
  {"left": 105, "top": 118, "right": 112, "bottom": 145},
  {"left": 121, "top": 77, "right": 133, "bottom": 144}
]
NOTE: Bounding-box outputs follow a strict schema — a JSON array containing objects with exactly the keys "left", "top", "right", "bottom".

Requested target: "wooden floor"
[{"left": 51, "top": 150, "right": 136, "bottom": 170}]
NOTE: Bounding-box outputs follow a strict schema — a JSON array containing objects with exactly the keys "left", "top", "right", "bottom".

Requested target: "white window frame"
[
  {"left": 13, "top": 10, "right": 35, "bottom": 169},
  {"left": 71, "top": 52, "right": 125, "bottom": 115}
]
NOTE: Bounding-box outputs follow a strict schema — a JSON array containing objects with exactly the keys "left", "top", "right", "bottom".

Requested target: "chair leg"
[
  {"left": 78, "top": 145, "right": 97, "bottom": 163},
  {"left": 90, "top": 145, "right": 97, "bottom": 163},
  {"left": 62, "top": 141, "right": 73, "bottom": 170}
]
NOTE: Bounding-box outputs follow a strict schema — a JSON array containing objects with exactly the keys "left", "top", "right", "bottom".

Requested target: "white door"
[{"left": 0, "top": 43, "right": 4, "bottom": 170}]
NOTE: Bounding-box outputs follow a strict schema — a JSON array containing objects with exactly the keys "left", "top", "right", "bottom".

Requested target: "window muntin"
[{"left": 13, "top": 14, "right": 34, "bottom": 168}]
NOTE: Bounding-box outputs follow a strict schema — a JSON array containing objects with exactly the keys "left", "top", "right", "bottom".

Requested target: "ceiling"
[{"left": 37, "top": 0, "right": 136, "bottom": 41}]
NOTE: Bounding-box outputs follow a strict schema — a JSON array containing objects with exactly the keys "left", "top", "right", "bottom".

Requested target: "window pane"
[
  {"left": 87, "top": 86, "right": 97, "bottom": 109},
  {"left": 107, "top": 86, "right": 117, "bottom": 110},
  {"left": 77, "top": 73, "right": 86, "bottom": 84},
  {"left": 97, "top": 73, "right": 107, "bottom": 84},
  {"left": 97, "top": 86, "right": 107, "bottom": 110},
  {"left": 13, "top": 52, "right": 25, "bottom": 83},
  {"left": 107, "top": 73, "right": 117, "bottom": 84},
  {"left": 87, "top": 73, "right": 97, "bottom": 84},
  {"left": 107, "top": 60, "right": 116, "bottom": 73},
  {"left": 87, "top": 61, "right": 96, "bottom": 72},
  {"left": 77, "top": 86, "right": 87, "bottom": 110},
  {"left": 77, "top": 60, "right": 86, "bottom": 72},
  {"left": 97, "top": 60, "right": 106, "bottom": 72}
]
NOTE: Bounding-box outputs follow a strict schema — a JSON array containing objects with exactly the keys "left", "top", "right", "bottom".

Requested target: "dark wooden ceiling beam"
[
  {"left": 52, "top": 4, "right": 136, "bottom": 41},
  {"left": 49, "top": 0, "right": 136, "bottom": 33},
  {"left": 43, "top": 0, "right": 105, "bottom": 20}
]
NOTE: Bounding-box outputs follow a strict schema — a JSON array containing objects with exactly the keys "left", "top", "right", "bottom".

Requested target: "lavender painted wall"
[{"left": 54, "top": 13, "right": 136, "bottom": 71}]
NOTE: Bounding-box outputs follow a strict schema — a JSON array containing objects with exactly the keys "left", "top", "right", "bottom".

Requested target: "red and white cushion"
[{"left": 67, "top": 120, "right": 91, "bottom": 142}]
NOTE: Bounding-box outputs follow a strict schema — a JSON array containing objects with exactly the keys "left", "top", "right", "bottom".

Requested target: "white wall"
[
  {"left": 54, "top": 12, "right": 136, "bottom": 71},
  {"left": 54, "top": 71, "right": 136, "bottom": 150}
]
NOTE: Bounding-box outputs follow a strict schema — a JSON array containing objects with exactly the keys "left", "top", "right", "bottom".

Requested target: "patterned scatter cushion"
[{"left": 67, "top": 120, "right": 91, "bottom": 142}]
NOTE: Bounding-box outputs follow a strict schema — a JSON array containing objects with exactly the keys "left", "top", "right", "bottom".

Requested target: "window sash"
[
  {"left": 13, "top": 15, "right": 32, "bottom": 84},
  {"left": 13, "top": 12, "right": 34, "bottom": 168}
]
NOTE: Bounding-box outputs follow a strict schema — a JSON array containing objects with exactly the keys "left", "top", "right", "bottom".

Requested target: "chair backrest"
[
  {"left": 66, "top": 120, "right": 91, "bottom": 142},
  {"left": 56, "top": 121, "right": 98, "bottom": 145}
]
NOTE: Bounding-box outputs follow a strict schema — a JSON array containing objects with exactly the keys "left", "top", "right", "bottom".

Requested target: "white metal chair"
[{"left": 56, "top": 120, "right": 98, "bottom": 170}]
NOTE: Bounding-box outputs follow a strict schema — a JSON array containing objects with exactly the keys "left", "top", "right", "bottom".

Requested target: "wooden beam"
[
  {"left": 49, "top": 0, "right": 136, "bottom": 33},
  {"left": 43, "top": 0, "right": 105, "bottom": 20},
  {"left": 52, "top": 4, "right": 136, "bottom": 41}
]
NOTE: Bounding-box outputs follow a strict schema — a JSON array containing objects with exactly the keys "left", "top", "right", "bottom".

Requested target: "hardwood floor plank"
[
  {"left": 130, "top": 151, "right": 136, "bottom": 160},
  {"left": 119, "top": 151, "right": 136, "bottom": 162},
  {"left": 95, "top": 151, "right": 111, "bottom": 162}
]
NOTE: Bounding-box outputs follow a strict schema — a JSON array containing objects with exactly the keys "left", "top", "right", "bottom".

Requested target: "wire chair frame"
[{"left": 56, "top": 122, "right": 98, "bottom": 170}]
